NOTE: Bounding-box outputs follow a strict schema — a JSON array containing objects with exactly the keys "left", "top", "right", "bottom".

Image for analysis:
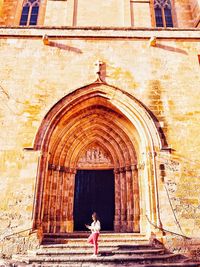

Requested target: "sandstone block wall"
[
  {"left": 0, "top": 0, "right": 198, "bottom": 27},
  {"left": 189, "top": 0, "right": 200, "bottom": 27},
  {"left": 0, "top": 28, "right": 200, "bottom": 245}
]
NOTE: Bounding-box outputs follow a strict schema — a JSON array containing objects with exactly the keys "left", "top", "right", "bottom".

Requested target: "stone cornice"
[{"left": 0, "top": 27, "right": 200, "bottom": 39}]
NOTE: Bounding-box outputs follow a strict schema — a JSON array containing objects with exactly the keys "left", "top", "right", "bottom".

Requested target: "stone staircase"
[{"left": 12, "top": 233, "right": 200, "bottom": 266}]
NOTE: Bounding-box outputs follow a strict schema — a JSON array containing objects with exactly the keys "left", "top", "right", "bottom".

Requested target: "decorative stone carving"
[
  {"left": 77, "top": 146, "right": 113, "bottom": 168},
  {"left": 94, "top": 60, "right": 106, "bottom": 82},
  {"left": 162, "top": 159, "right": 180, "bottom": 172},
  {"left": 154, "top": 0, "right": 172, "bottom": 9},
  {"left": 137, "top": 162, "right": 145, "bottom": 170}
]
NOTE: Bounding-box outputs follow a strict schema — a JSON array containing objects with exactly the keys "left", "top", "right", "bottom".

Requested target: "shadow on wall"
[
  {"left": 45, "top": 40, "right": 83, "bottom": 54},
  {"left": 146, "top": 79, "right": 169, "bottom": 148},
  {"left": 155, "top": 44, "right": 188, "bottom": 55}
]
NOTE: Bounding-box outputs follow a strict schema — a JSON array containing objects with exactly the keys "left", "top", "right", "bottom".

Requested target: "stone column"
[
  {"left": 42, "top": 167, "right": 52, "bottom": 233},
  {"left": 52, "top": 166, "right": 60, "bottom": 233},
  {"left": 120, "top": 167, "right": 127, "bottom": 232},
  {"left": 34, "top": 152, "right": 49, "bottom": 229},
  {"left": 60, "top": 169, "right": 68, "bottom": 233},
  {"left": 126, "top": 165, "right": 133, "bottom": 232},
  {"left": 56, "top": 168, "right": 64, "bottom": 233},
  {"left": 44, "top": 163, "right": 60, "bottom": 233},
  {"left": 67, "top": 168, "right": 76, "bottom": 232},
  {"left": 114, "top": 168, "right": 121, "bottom": 232},
  {"left": 46, "top": 165, "right": 54, "bottom": 233},
  {"left": 45, "top": 165, "right": 54, "bottom": 233},
  {"left": 132, "top": 164, "right": 140, "bottom": 232}
]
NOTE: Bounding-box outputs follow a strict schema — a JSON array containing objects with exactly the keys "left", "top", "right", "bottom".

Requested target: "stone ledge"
[{"left": 0, "top": 27, "right": 200, "bottom": 39}]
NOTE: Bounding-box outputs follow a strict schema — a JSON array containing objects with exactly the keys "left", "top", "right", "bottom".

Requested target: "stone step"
[
  {"left": 31, "top": 248, "right": 165, "bottom": 257},
  {"left": 13, "top": 253, "right": 185, "bottom": 265},
  {"left": 12, "top": 237, "right": 200, "bottom": 267},
  {"left": 9, "top": 260, "right": 200, "bottom": 267},
  {"left": 12, "top": 247, "right": 200, "bottom": 267},
  {"left": 143, "top": 264, "right": 200, "bottom": 267},
  {"left": 42, "top": 233, "right": 149, "bottom": 245},
  {"left": 40, "top": 243, "right": 152, "bottom": 249},
  {"left": 42, "top": 238, "right": 149, "bottom": 246},
  {"left": 43, "top": 232, "right": 146, "bottom": 238}
]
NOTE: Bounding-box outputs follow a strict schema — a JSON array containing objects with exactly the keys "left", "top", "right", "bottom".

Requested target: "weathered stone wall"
[
  {"left": 174, "top": 0, "right": 194, "bottom": 27},
  {"left": 0, "top": 28, "right": 200, "bottom": 254},
  {"left": 0, "top": 0, "right": 18, "bottom": 25},
  {"left": 0, "top": 0, "right": 198, "bottom": 28},
  {"left": 189, "top": 0, "right": 200, "bottom": 27}
]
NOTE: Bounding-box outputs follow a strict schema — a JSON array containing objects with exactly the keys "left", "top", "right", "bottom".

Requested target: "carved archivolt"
[{"left": 33, "top": 83, "right": 164, "bottom": 234}]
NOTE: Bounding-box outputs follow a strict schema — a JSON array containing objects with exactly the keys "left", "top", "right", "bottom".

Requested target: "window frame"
[
  {"left": 150, "top": 0, "right": 176, "bottom": 28},
  {"left": 19, "top": 0, "right": 40, "bottom": 26},
  {"left": 13, "top": 0, "right": 46, "bottom": 26}
]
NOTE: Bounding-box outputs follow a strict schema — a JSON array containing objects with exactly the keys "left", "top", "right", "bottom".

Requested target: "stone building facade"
[{"left": 0, "top": 0, "right": 200, "bottom": 257}]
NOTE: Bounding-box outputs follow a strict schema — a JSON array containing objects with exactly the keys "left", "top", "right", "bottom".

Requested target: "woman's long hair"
[{"left": 92, "top": 212, "right": 99, "bottom": 221}]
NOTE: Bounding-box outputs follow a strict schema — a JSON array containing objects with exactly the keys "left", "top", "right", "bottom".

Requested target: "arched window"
[
  {"left": 20, "top": 0, "right": 40, "bottom": 26},
  {"left": 154, "top": 0, "right": 173, "bottom": 27}
]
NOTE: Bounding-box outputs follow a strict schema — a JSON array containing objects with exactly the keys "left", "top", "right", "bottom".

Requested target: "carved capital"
[
  {"left": 131, "top": 164, "right": 138, "bottom": 171},
  {"left": 119, "top": 167, "right": 126, "bottom": 173},
  {"left": 125, "top": 165, "right": 132, "bottom": 172},
  {"left": 59, "top": 166, "right": 66, "bottom": 172},
  {"left": 48, "top": 163, "right": 56, "bottom": 170},
  {"left": 148, "top": 151, "right": 157, "bottom": 158},
  {"left": 137, "top": 162, "right": 145, "bottom": 170},
  {"left": 114, "top": 168, "right": 120, "bottom": 174},
  {"left": 56, "top": 165, "right": 60, "bottom": 171}
]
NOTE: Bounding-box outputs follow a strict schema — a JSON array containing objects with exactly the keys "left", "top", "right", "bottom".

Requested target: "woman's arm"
[{"left": 85, "top": 224, "right": 91, "bottom": 230}]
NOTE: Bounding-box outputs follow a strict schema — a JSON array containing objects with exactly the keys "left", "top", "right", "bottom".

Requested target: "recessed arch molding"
[{"left": 33, "top": 81, "right": 166, "bottom": 235}]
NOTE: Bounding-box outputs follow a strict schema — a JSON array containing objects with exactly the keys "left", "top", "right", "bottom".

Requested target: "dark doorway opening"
[{"left": 73, "top": 169, "right": 115, "bottom": 231}]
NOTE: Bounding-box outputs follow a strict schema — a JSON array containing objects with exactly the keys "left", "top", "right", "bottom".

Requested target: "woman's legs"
[
  {"left": 87, "top": 233, "right": 99, "bottom": 255},
  {"left": 93, "top": 233, "right": 99, "bottom": 255},
  {"left": 88, "top": 233, "right": 94, "bottom": 245}
]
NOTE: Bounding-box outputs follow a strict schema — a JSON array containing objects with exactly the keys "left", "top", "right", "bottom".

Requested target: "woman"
[{"left": 85, "top": 212, "right": 101, "bottom": 257}]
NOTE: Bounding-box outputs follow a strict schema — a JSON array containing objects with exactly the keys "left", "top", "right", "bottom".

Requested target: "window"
[
  {"left": 154, "top": 0, "right": 173, "bottom": 27},
  {"left": 20, "top": 0, "right": 40, "bottom": 26}
]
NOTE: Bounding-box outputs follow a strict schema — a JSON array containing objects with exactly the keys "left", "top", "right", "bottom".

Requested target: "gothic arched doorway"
[
  {"left": 33, "top": 82, "right": 164, "bottom": 235},
  {"left": 73, "top": 169, "right": 115, "bottom": 231}
]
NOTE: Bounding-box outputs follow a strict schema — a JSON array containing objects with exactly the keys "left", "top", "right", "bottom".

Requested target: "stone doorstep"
[
  {"left": 42, "top": 239, "right": 150, "bottom": 245},
  {"left": 43, "top": 237, "right": 149, "bottom": 241},
  {"left": 43, "top": 239, "right": 149, "bottom": 242},
  {"left": 43, "top": 239, "right": 149, "bottom": 243},
  {"left": 43, "top": 232, "right": 147, "bottom": 237},
  {"left": 43, "top": 233, "right": 147, "bottom": 237},
  {"left": 42, "top": 233, "right": 148, "bottom": 243}
]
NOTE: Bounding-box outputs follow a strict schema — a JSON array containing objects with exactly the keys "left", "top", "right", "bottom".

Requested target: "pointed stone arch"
[{"left": 33, "top": 81, "right": 166, "bottom": 235}]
